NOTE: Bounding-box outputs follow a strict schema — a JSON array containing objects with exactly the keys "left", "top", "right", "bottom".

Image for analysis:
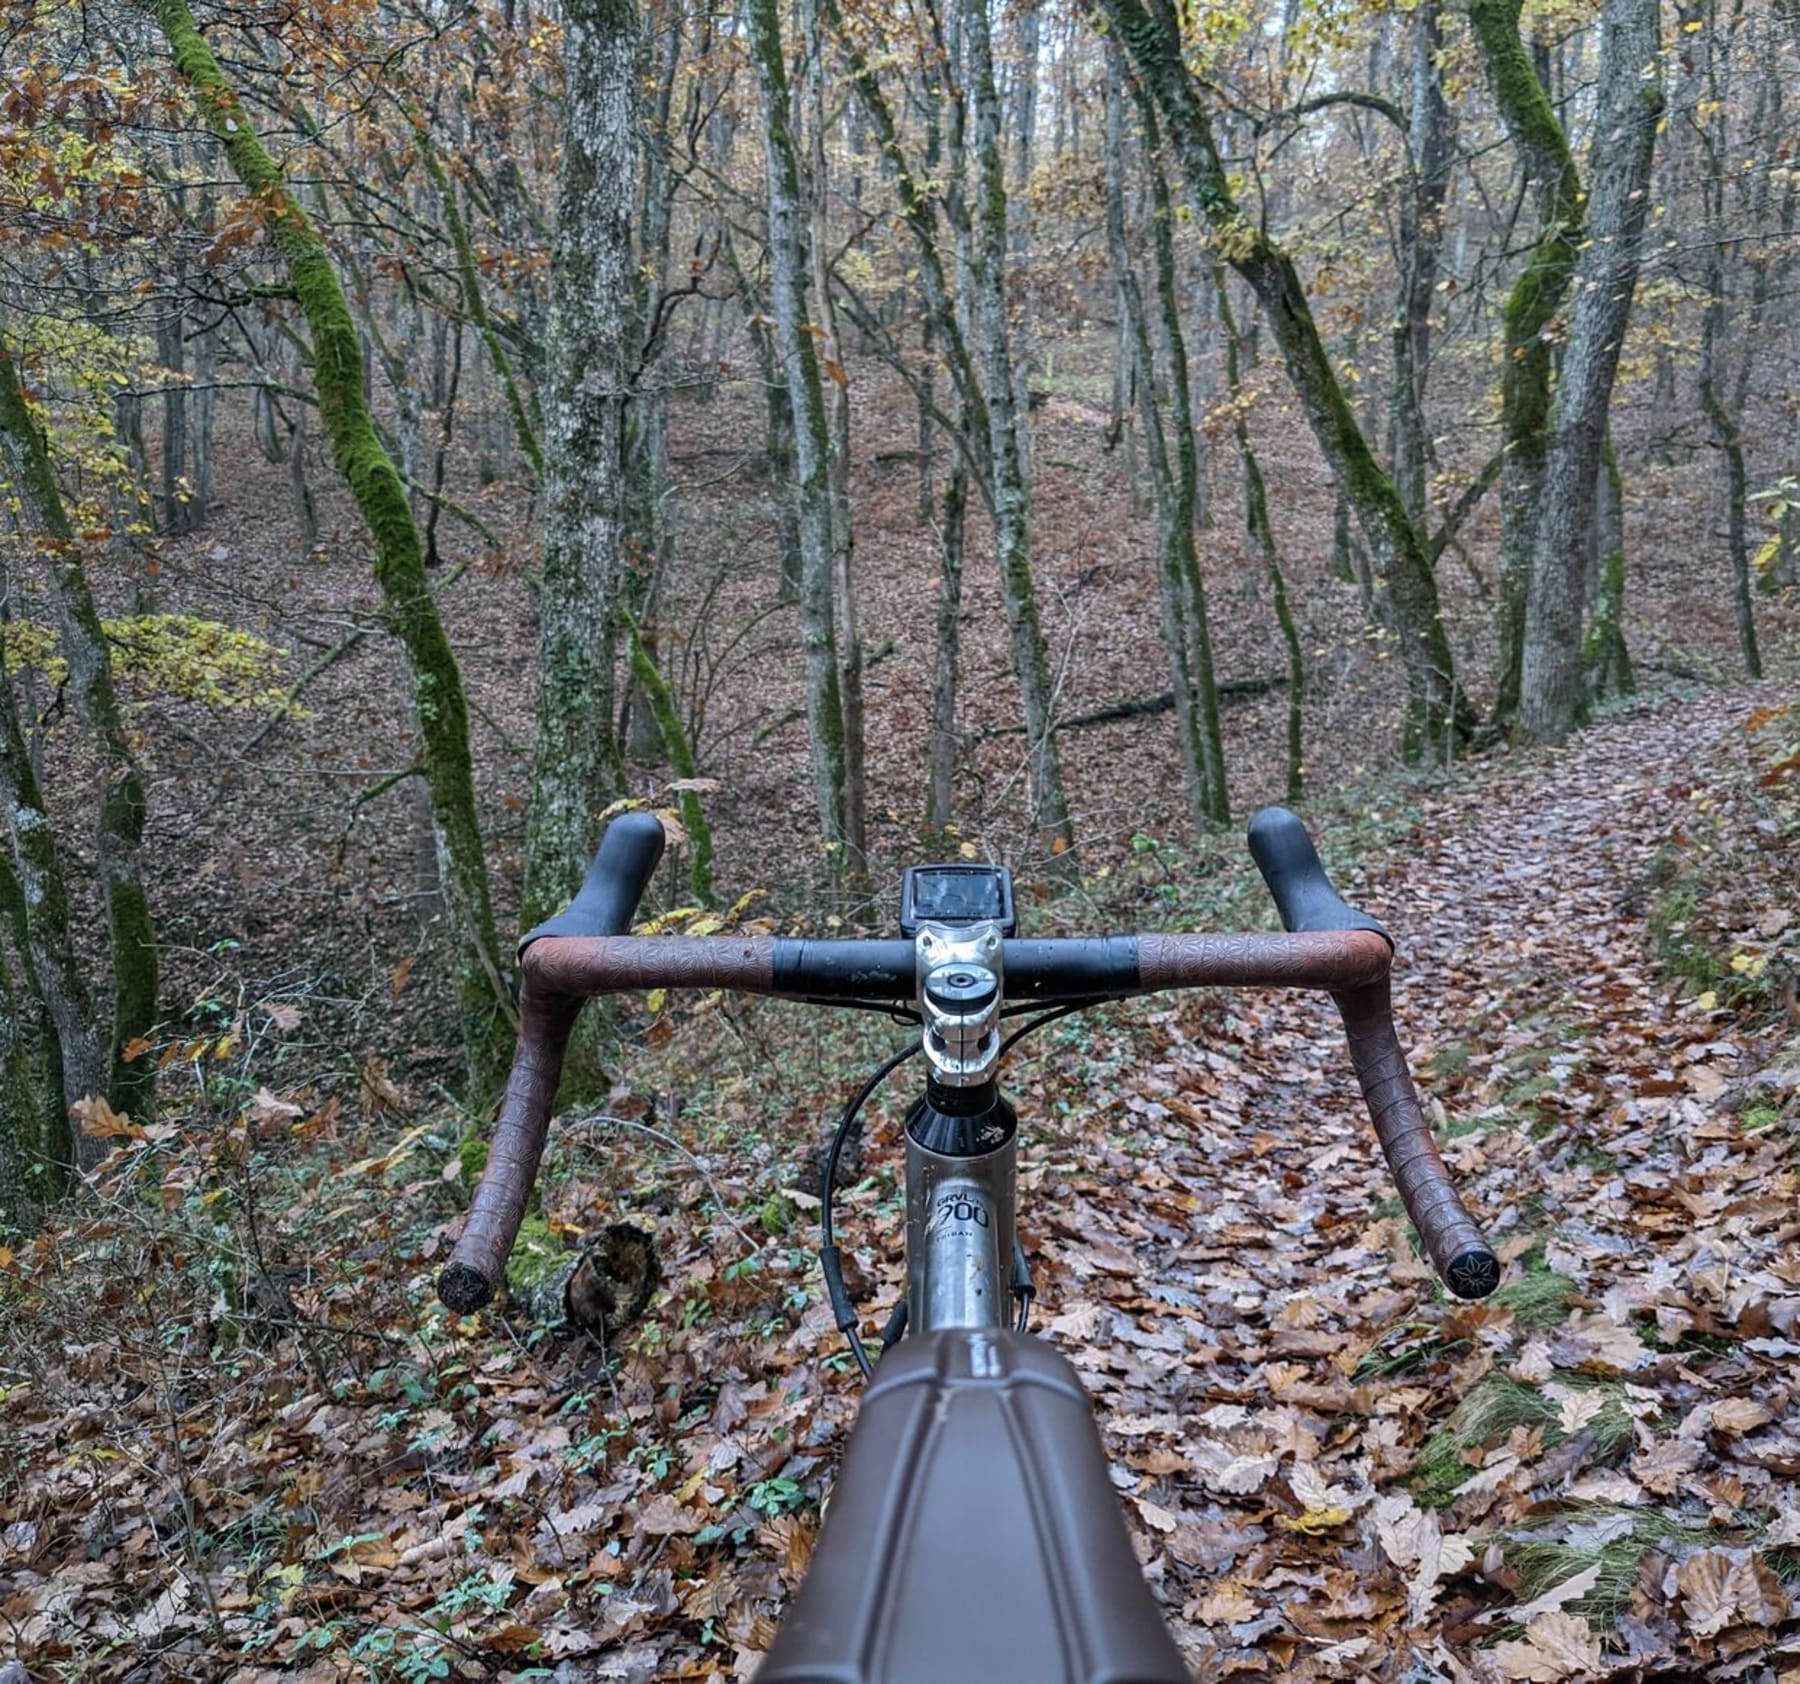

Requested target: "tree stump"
[{"left": 512, "top": 1222, "right": 661, "bottom": 1344}]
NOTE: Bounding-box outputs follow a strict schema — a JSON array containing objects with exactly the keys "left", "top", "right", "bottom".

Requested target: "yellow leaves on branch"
[{"left": 2, "top": 612, "right": 292, "bottom": 712}]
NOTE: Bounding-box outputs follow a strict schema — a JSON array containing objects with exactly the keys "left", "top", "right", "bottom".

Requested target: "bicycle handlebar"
[{"left": 437, "top": 810, "right": 1500, "bottom": 1314}]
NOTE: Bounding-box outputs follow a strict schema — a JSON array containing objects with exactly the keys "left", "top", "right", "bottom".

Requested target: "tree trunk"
[
  {"left": 1582, "top": 438, "right": 1635, "bottom": 700},
  {"left": 1104, "top": 71, "right": 1228, "bottom": 829},
  {"left": 149, "top": 0, "right": 510, "bottom": 1091},
  {"left": 1099, "top": 0, "right": 1471, "bottom": 757},
  {"left": 1388, "top": 0, "right": 1453, "bottom": 525},
  {"left": 524, "top": 0, "right": 642, "bottom": 932},
  {"left": 1468, "top": 0, "right": 1585, "bottom": 725},
  {"left": 963, "top": 0, "right": 1077, "bottom": 860},
  {"left": 802, "top": 0, "right": 867, "bottom": 875},
  {"left": 0, "top": 841, "right": 69, "bottom": 1216},
  {"left": 622, "top": 613, "right": 714, "bottom": 906},
  {"left": 415, "top": 119, "right": 544, "bottom": 485},
  {"left": 1695, "top": 0, "right": 1762, "bottom": 680},
  {"left": 928, "top": 450, "right": 970, "bottom": 833},
  {"left": 748, "top": 0, "right": 851, "bottom": 866},
  {"left": 0, "top": 334, "right": 157, "bottom": 1119},
  {"left": 1516, "top": 0, "right": 1662, "bottom": 741}
]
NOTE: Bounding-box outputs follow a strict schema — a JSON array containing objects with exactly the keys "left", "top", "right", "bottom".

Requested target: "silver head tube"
[{"left": 905, "top": 920, "right": 1016, "bottom": 1334}]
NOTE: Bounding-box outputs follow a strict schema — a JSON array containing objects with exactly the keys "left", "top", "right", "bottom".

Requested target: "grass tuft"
[{"left": 1412, "top": 1375, "right": 1634, "bottom": 1509}]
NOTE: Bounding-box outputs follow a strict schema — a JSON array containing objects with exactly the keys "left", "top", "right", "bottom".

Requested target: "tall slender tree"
[
  {"left": 1098, "top": 0, "right": 1474, "bottom": 757},
  {"left": 1517, "top": 0, "right": 1663, "bottom": 739},
  {"left": 963, "top": 0, "right": 1077, "bottom": 859},
  {"left": 147, "top": 0, "right": 510, "bottom": 1090},
  {"left": 523, "top": 0, "right": 643, "bottom": 929},
  {"left": 0, "top": 334, "right": 157, "bottom": 1120},
  {"left": 748, "top": 0, "right": 851, "bottom": 867}
]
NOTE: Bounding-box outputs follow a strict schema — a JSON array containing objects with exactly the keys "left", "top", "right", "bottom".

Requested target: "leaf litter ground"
[{"left": 3, "top": 683, "right": 1798, "bottom": 1682}]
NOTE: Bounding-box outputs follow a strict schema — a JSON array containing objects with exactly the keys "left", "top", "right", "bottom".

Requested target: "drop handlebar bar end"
[
  {"left": 1246, "top": 810, "right": 1500, "bottom": 1302},
  {"left": 522, "top": 810, "right": 666, "bottom": 951},
  {"left": 437, "top": 812, "right": 666, "bottom": 1314}
]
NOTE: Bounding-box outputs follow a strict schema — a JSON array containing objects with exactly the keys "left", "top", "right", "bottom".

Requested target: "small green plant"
[
  {"left": 747, "top": 1476, "right": 809, "bottom": 1516},
  {"left": 1491, "top": 1261, "right": 1579, "bottom": 1330},
  {"left": 1501, "top": 1506, "right": 1712, "bottom": 1627}
]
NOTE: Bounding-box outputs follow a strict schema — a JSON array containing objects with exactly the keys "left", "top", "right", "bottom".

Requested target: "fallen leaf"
[{"left": 1491, "top": 1611, "right": 1605, "bottom": 1680}]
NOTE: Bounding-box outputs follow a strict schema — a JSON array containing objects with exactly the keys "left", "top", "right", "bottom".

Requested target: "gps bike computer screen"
[{"left": 900, "top": 864, "right": 1017, "bottom": 935}]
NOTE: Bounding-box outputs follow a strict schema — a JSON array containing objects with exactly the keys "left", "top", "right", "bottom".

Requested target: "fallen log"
[{"left": 979, "top": 674, "right": 1288, "bottom": 740}]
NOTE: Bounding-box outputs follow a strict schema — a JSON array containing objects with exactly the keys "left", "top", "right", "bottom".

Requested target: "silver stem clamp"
[{"left": 914, "top": 922, "right": 1004, "bottom": 1087}]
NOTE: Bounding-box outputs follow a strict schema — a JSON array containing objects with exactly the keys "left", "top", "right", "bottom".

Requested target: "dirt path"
[{"left": 1037, "top": 683, "right": 1800, "bottom": 1680}]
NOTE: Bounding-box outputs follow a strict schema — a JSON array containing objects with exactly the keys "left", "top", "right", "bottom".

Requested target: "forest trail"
[
  {"left": 1009, "top": 681, "right": 1800, "bottom": 1680},
  {"left": 5, "top": 684, "right": 1796, "bottom": 1683}
]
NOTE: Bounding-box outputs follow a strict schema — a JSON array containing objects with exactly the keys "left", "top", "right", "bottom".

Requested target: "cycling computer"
[{"left": 899, "top": 863, "right": 1016, "bottom": 937}]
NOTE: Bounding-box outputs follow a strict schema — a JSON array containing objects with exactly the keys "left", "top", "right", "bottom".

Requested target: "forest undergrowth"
[{"left": 3, "top": 682, "right": 1799, "bottom": 1683}]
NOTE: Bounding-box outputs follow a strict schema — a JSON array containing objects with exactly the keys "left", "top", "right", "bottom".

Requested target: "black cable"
[
  {"left": 998, "top": 997, "right": 1107, "bottom": 1058},
  {"left": 820, "top": 1039, "right": 922, "bottom": 1379}
]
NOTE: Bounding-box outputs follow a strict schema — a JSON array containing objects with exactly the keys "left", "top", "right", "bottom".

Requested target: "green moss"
[
  {"left": 759, "top": 1194, "right": 797, "bottom": 1237},
  {"left": 1431, "top": 1041, "right": 1475, "bottom": 1081},
  {"left": 508, "top": 1215, "right": 565, "bottom": 1294},
  {"left": 457, "top": 1135, "right": 490, "bottom": 1190}
]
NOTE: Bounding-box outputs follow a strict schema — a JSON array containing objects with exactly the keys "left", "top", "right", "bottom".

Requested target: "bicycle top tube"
[{"left": 437, "top": 806, "right": 1502, "bottom": 1317}]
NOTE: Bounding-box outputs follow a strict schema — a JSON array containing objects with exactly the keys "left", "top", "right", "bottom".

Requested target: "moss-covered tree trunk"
[
  {"left": 1214, "top": 268, "right": 1306, "bottom": 804},
  {"left": 0, "top": 335, "right": 155, "bottom": 1119},
  {"left": 1098, "top": 0, "right": 1472, "bottom": 758},
  {"left": 1140, "top": 88, "right": 1228, "bottom": 821},
  {"left": 1582, "top": 441, "right": 1636, "bottom": 701},
  {"left": 1389, "top": 1, "right": 1454, "bottom": 526},
  {"left": 412, "top": 118, "right": 544, "bottom": 487},
  {"left": 1695, "top": 0, "right": 1763, "bottom": 681},
  {"left": 621, "top": 612, "right": 713, "bottom": 905},
  {"left": 0, "top": 844, "right": 68, "bottom": 1219},
  {"left": 1467, "top": 0, "right": 1584, "bottom": 727},
  {"left": 801, "top": 0, "right": 868, "bottom": 876},
  {"left": 146, "top": 0, "right": 509, "bottom": 1091},
  {"left": 522, "top": 0, "right": 642, "bottom": 931},
  {"left": 1517, "top": 0, "right": 1662, "bottom": 741},
  {"left": 819, "top": 0, "right": 993, "bottom": 504},
  {"left": 927, "top": 447, "right": 970, "bottom": 833},
  {"left": 1103, "top": 72, "right": 1227, "bottom": 831}
]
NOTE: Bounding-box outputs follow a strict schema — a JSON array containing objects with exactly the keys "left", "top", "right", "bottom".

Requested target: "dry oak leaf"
[
  {"left": 636, "top": 1494, "right": 705, "bottom": 1536},
  {"left": 1630, "top": 1435, "right": 1704, "bottom": 1496},
  {"left": 1491, "top": 1611, "right": 1606, "bottom": 1681},
  {"left": 1708, "top": 1398, "right": 1773, "bottom": 1437},
  {"left": 1195, "top": 1580, "right": 1259, "bottom": 1626},
  {"left": 1554, "top": 1312, "right": 1651, "bottom": 1374},
  {"left": 1675, "top": 1549, "right": 1793, "bottom": 1640},
  {"left": 1547, "top": 1385, "right": 1610, "bottom": 1436}
]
